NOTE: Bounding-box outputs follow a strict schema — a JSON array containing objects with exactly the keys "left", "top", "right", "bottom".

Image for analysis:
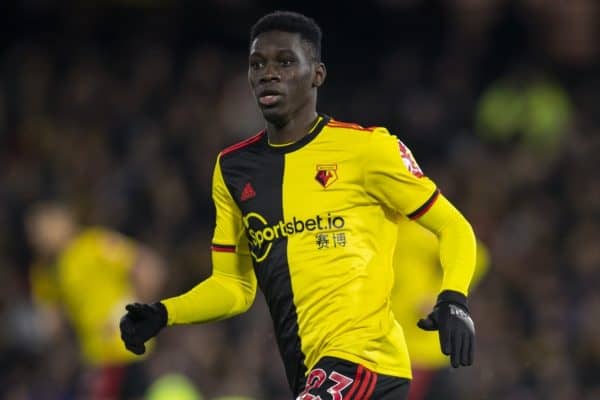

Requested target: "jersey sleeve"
[
  {"left": 416, "top": 194, "right": 476, "bottom": 295},
  {"left": 364, "top": 128, "right": 439, "bottom": 218},
  {"left": 161, "top": 154, "right": 257, "bottom": 325},
  {"left": 211, "top": 154, "right": 249, "bottom": 255}
]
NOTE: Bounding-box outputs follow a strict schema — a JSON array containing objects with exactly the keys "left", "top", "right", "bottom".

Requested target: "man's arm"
[
  {"left": 120, "top": 153, "right": 255, "bottom": 355},
  {"left": 164, "top": 151, "right": 257, "bottom": 324},
  {"left": 363, "top": 128, "right": 477, "bottom": 367},
  {"left": 414, "top": 194, "right": 476, "bottom": 296},
  {"left": 162, "top": 249, "right": 256, "bottom": 325},
  {"left": 414, "top": 194, "right": 477, "bottom": 368},
  {"left": 120, "top": 249, "right": 256, "bottom": 355}
]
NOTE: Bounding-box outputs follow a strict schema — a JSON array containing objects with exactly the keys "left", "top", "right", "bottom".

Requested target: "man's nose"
[{"left": 260, "top": 63, "right": 281, "bottom": 83}]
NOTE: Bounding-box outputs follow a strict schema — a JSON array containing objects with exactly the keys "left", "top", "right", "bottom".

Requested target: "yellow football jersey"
[
  {"left": 55, "top": 228, "right": 141, "bottom": 365},
  {"left": 211, "top": 115, "right": 438, "bottom": 392}
]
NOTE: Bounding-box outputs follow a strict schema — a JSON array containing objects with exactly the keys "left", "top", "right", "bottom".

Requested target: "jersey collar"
[{"left": 263, "top": 113, "right": 330, "bottom": 154}]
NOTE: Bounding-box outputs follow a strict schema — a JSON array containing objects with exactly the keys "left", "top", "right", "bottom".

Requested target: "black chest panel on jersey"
[{"left": 219, "top": 134, "right": 306, "bottom": 393}]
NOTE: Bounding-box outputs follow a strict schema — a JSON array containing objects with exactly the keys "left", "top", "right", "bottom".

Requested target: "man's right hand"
[{"left": 120, "top": 302, "right": 167, "bottom": 355}]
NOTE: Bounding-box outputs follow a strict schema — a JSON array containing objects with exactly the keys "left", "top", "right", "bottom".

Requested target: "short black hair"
[{"left": 250, "top": 11, "right": 322, "bottom": 61}]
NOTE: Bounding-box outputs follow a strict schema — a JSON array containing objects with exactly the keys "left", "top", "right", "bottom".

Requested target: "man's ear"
[{"left": 313, "top": 62, "right": 327, "bottom": 88}]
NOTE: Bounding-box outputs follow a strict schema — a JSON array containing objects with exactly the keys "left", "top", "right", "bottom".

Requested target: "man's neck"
[{"left": 266, "top": 108, "right": 319, "bottom": 145}]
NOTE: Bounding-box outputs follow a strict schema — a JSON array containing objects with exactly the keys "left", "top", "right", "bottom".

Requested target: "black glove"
[
  {"left": 417, "top": 290, "right": 475, "bottom": 368},
  {"left": 120, "top": 302, "right": 167, "bottom": 355}
]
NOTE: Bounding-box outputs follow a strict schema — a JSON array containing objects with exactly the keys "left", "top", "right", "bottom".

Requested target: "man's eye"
[
  {"left": 250, "top": 61, "right": 263, "bottom": 69},
  {"left": 280, "top": 59, "right": 294, "bottom": 66}
]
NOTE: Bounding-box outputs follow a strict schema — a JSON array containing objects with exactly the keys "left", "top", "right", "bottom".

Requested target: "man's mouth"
[
  {"left": 257, "top": 89, "right": 283, "bottom": 107},
  {"left": 258, "top": 94, "right": 282, "bottom": 106}
]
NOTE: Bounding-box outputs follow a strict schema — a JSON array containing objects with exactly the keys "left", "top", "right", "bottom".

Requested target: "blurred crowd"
[{"left": 1, "top": 0, "right": 599, "bottom": 399}]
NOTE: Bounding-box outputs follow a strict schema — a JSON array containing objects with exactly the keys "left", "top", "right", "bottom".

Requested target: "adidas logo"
[{"left": 241, "top": 182, "right": 256, "bottom": 201}]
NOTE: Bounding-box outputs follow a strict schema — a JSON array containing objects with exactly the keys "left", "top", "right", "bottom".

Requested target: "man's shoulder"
[
  {"left": 219, "top": 130, "right": 266, "bottom": 159},
  {"left": 325, "top": 118, "right": 393, "bottom": 138},
  {"left": 325, "top": 118, "right": 377, "bottom": 133},
  {"left": 325, "top": 118, "right": 399, "bottom": 148}
]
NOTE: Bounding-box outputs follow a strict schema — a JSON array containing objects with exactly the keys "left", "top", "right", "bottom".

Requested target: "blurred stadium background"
[{"left": 1, "top": 0, "right": 599, "bottom": 399}]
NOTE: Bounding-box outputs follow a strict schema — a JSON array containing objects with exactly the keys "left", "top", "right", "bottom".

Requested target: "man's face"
[{"left": 248, "top": 31, "right": 324, "bottom": 125}]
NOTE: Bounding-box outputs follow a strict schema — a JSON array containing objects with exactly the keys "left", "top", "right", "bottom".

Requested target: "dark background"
[{"left": 1, "top": 0, "right": 599, "bottom": 399}]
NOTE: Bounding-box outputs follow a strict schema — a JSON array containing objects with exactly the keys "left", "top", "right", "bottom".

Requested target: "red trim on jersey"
[
  {"left": 211, "top": 244, "right": 236, "bottom": 253},
  {"left": 361, "top": 372, "right": 377, "bottom": 399},
  {"left": 221, "top": 131, "right": 265, "bottom": 156},
  {"left": 353, "top": 370, "right": 373, "bottom": 399},
  {"left": 344, "top": 365, "right": 364, "bottom": 399},
  {"left": 408, "top": 189, "right": 440, "bottom": 220},
  {"left": 327, "top": 120, "right": 374, "bottom": 132}
]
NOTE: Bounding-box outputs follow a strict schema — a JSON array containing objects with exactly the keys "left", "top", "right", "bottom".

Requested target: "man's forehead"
[{"left": 250, "top": 31, "right": 304, "bottom": 54}]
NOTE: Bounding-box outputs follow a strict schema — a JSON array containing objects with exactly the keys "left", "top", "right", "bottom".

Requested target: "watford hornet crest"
[{"left": 315, "top": 163, "right": 338, "bottom": 188}]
